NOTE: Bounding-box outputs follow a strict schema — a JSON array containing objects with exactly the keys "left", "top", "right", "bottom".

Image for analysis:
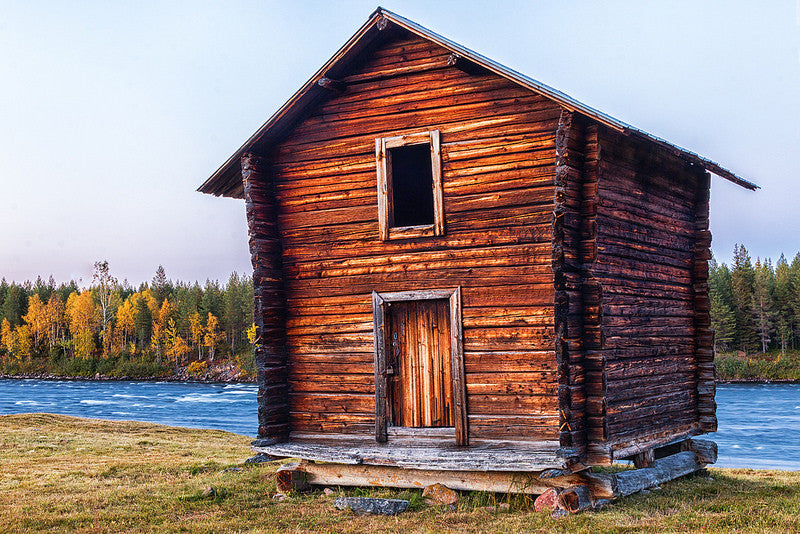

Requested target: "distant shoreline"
[
  {"left": 716, "top": 378, "right": 800, "bottom": 384},
  {"left": 2, "top": 373, "right": 796, "bottom": 386},
  {"left": 0, "top": 370, "right": 256, "bottom": 385}
]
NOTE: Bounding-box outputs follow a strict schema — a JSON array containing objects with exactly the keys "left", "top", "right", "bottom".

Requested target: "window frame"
[{"left": 375, "top": 130, "right": 444, "bottom": 240}]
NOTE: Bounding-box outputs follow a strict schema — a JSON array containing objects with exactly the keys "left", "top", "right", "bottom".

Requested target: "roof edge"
[{"left": 198, "top": 7, "right": 758, "bottom": 197}]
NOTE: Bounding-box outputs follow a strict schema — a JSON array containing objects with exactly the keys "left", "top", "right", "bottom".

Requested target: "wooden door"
[{"left": 387, "top": 299, "right": 453, "bottom": 427}]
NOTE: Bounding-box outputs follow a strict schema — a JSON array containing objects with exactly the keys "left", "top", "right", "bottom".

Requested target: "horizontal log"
[{"left": 291, "top": 462, "right": 568, "bottom": 494}]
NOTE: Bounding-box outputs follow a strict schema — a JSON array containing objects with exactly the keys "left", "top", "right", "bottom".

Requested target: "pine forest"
[
  {"left": 2, "top": 245, "right": 800, "bottom": 381},
  {"left": 0, "top": 263, "right": 254, "bottom": 379}
]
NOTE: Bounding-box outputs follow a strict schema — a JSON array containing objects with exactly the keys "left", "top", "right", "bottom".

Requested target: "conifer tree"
[
  {"left": 752, "top": 259, "right": 775, "bottom": 354},
  {"left": 730, "top": 244, "right": 758, "bottom": 353},
  {"left": 774, "top": 255, "right": 794, "bottom": 356},
  {"left": 1, "top": 284, "right": 27, "bottom": 328},
  {"left": 709, "top": 258, "right": 736, "bottom": 351},
  {"left": 151, "top": 265, "right": 171, "bottom": 305}
]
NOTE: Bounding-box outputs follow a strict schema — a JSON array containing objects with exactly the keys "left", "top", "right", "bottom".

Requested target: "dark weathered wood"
[
  {"left": 450, "top": 287, "right": 468, "bottom": 446},
  {"left": 242, "top": 153, "right": 290, "bottom": 442},
  {"left": 632, "top": 449, "right": 655, "bottom": 469},
  {"left": 593, "top": 125, "right": 710, "bottom": 455},
  {"left": 693, "top": 171, "right": 717, "bottom": 433},
  {"left": 372, "top": 291, "right": 388, "bottom": 442},
  {"left": 585, "top": 450, "right": 705, "bottom": 498}
]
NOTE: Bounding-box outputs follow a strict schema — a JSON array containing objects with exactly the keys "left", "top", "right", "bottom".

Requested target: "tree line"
[
  {"left": 710, "top": 245, "right": 800, "bottom": 356},
  {"left": 0, "top": 262, "right": 254, "bottom": 375},
  {"left": 3, "top": 245, "right": 797, "bottom": 374}
]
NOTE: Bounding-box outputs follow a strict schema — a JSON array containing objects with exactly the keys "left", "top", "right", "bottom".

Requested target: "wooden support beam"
[
  {"left": 632, "top": 448, "right": 655, "bottom": 469},
  {"left": 686, "top": 438, "right": 717, "bottom": 464},
  {"left": 317, "top": 77, "right": 347, "bottom": 94},
  {"left": 558, "top": 485, "right": 595, "bottom": 513},
  {"left": 281, "top": 462, "right": 586, "bottom": 495},
  {"left": 584, "top": 450, "right": 705, "bottom": 499},
  {"left": 264, "top": 444, "right": 714, "bottom": 507}
]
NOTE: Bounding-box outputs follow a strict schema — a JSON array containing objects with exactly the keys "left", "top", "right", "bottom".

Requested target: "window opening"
[
  {"left": 376, "top": 130, "right": 444, "bottom": 240},
  {"left": 389, "top": 144, "right": 435, "bottom": 227}
]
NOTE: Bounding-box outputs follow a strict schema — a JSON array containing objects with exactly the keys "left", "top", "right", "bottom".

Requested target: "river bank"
[
  {"left": 5, "top": 371, "right": 794, "bottom": 385},
  {"left": 0, "top": 359, "right": 256, "bottom": 384},
  {"left": 715, "top": 350, "right": 800, "bottom": 381},
  {"left": 4, "top": 358, "right": 798, "bottom": 385},
  {"left": 2, "top": 413, "right": 798, "bottom": 533}
]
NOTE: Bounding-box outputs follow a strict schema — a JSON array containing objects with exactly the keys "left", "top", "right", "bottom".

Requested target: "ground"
[{"left": 1, "top": 414, "right": 799, "bottom": 533}]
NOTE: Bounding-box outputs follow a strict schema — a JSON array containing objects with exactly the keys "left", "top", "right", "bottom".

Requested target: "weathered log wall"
[
  {"left": 242, "top": 154, "right": 290, "bottom": 442},
  {"left": 593, "top": 126, "right": 710, "bottom": 451},
  {"left": 262, "top": 30, "right": 562, "bottom": 442}
]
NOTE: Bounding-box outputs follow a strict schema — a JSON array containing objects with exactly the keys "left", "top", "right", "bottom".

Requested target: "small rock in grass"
[
  {"left": 201, "top": 487, "right": 216, "bottom": 499},
  {"left": 422, "top": 483, "right": 458, "bottom": 505},
  {"left": 245, "top": 453, "right": 278, "bottom": 464},
  {"left": 551, "top": 508, "right": 568, "bottom": 519},
  {"left": 534, "top": 488, "right": 560, "bottom": 512},
  {"left": 272, "top": 493, "right": 287, "bottom": 502},
  {"left": 323, "top": 488, "right": 335, "bottom": 496},
  {"left": 334, "top": 497, "right": 409, "bottom": 516}
]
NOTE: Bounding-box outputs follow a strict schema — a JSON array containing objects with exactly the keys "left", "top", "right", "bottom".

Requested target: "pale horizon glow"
[{"left": 1, "top": 1, "right": 798, "bottom": 285}]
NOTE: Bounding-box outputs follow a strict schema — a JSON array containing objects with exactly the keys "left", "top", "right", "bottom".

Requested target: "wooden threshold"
[{"left": 251, "top": 437, "right": 565, "bottom": 471}]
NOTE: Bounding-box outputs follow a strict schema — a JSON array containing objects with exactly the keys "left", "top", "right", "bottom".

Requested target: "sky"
[{"left": 1, "top": 1, "right": 798, "bottom": 285}]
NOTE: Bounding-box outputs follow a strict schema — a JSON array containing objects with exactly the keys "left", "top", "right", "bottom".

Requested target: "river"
[
  {"left": 0, "top": 379, "right": 797, "bottom": 470},
  {"left": 0, "top": 379, "right": 258, "bottom": 436}
]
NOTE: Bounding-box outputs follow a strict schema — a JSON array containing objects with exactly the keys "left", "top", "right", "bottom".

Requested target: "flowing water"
[
  {"left": 0, "top": 379, "right": 258, "bottom": 436},
  {"left": 1, "top": 379, "right": 798, "bottom": 470}
]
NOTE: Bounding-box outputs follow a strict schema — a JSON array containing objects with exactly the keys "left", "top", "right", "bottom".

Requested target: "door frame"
[{"left": 371, "top": 287, "right": 467, "bottom": 445}]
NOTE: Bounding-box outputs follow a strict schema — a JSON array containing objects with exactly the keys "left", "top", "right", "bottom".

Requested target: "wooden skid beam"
[
  {"left": 273, "top": 444, "right": 713, "bottom": 500},
  {"left": 585, "top": 449, "right": 708, "bottom": 499},
  {"left": 284, "top": 462, "right": 585, "bottom": 494}
]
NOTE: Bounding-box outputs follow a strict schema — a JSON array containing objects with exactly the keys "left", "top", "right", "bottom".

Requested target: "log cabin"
[{"left": 199, "top": 8, "right": 756, "bottom": 495}]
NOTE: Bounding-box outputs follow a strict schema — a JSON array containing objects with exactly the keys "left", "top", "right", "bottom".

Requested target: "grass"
[
  {"left": 2, "top": 414, "right": 800, "bottom": 533},
  {"left": 716, "top": 350, "right": 800, "bottom": 381}
]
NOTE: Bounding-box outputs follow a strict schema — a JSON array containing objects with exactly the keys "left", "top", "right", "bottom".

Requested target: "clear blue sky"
[{"left": 1, "top": 1, "right": 798, "bottom": 285}]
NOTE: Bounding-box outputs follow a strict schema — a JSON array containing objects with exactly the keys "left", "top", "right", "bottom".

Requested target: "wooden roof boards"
[{"left": 198, "top": 7, "right": 758, "bottom": 198}]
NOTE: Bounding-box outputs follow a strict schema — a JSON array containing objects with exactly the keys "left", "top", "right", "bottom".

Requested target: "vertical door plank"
[
  {"left": 372, "top": 292, "right": 388, "bottom": 442},
  {"left": 450, "top": 288, "right": 468, "bottom": 445}
]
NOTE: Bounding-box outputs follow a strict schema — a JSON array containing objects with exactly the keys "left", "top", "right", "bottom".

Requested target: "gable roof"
[{"left": 198, "top": 7, "right": 758, "bottom": 198}]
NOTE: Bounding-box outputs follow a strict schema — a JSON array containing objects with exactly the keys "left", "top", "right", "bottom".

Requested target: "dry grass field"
[{"left": 1, "top": 413, "right": 799, "bottom": 533}]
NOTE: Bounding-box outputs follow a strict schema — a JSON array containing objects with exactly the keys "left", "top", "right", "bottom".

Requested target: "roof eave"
[{"left": 198, "top": 6, "right": 758, "bottom": 197}]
